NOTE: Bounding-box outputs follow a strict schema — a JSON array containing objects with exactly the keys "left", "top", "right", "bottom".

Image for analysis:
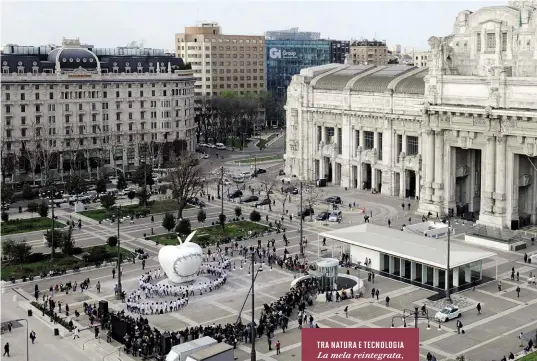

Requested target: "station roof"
[{"left": 319, "top": 224, "right": 496, "bottom": 269}]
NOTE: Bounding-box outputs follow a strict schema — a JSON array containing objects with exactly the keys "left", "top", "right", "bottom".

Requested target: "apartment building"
[
  {"left": 175, "top": 23, "right": 266, "bottom": 97},
  {"left": 413, "top": 51, "right": 430, "bottom": 67},
  {"left": 350, "top": 40, "right": 389, "bottom": 66},
  {"left": 0, "top": 38, "right": 196, "bottom": 182}
]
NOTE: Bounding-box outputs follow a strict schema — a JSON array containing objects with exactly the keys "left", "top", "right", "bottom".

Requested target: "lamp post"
[
  {"left": 50, "top": 193, "right": 55, "bottom": 261},
  {"left": 115, "top": 206, "right": 122, "bottom": 300},
  {"left": 299, "top": 181, "right": 304, "bottom": 257},
  {"left": 16, "top": 318, "right": 29, "bottom": 361},
  {"left": 250, "top": 250, "right": 257, "bottom": 361}
]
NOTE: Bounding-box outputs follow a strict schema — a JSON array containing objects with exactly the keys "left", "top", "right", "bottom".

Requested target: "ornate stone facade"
[{"left": 284, "top": 2, "right": 537, "bottom": 229}]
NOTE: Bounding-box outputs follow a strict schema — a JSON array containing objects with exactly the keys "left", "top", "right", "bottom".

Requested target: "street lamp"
[
  {"left": 16, "top": 318, "right": 29, "bottom": 361},
  {"left": 115, "top": 206, "right": 122, "bottom": 300},
  {"left": 299, "top": 181, "right": 304, "bottom": 257},
  {"left": 250, "top": 250, "right": 257, "bottom": 361}
]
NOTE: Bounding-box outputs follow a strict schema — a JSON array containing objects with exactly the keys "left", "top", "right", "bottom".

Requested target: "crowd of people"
[
  {"left": 110, "top": 275, "right": 319, "bottom": 357},
  {"left": 125, "top": 259, "right": 231, "bottom": 315}
]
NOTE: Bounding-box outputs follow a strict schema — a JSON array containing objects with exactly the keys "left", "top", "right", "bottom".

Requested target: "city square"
[{"left": 2, "top": 0, "right": 537, "bottom": 361}]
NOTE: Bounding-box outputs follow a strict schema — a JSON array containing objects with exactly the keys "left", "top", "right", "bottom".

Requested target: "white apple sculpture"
[{"left": 158, "top": 230, "right": 203, "bottom": 284}]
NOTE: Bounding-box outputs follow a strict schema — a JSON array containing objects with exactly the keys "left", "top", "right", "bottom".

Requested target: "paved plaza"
[{"left": 2, "top": 160, "right": 537, "bottom": 361}]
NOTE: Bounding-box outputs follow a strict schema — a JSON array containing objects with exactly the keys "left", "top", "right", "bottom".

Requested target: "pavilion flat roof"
[{"left": 319, "top": 224, "right": 497, "bottom": 269}]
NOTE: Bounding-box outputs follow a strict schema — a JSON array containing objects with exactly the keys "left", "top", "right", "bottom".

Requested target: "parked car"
[
  {"left": 232, "top": 175, "right": 245, "bottom": 183},
  {"left": 215, "top": 143, "right": 227, "bottom": 150},
  {"left": 255, "top": 198, "right": 271, "bottom": 207},
  {"left": 325, "top": 196, "right": 342, "bottom": 204},
  {"left": 255, "top": 168, "right": 267, "bottom": 174},
  {"left": 198, "top": 143, "right": 208, "bottom": 148},
  {"left": 298, "top": 207, "right": 314, "bottom": 217},
  {"left": 228, "top": 190, "right": 243, "bottom": 199},
  {"left": 207, "top": 144, "right": 216, "bottom": 149},
  {"left": 328, "top": 210, "right": 342, "bottom": 222},
  {"left": 222, "top": 179, "right": 231, "bottom": 186},
  {"left": 187, "top": 197, "right": 206, "bottom": 207},
  {"left": 241, "top": 195, "right": 259, "bottom": 203},
  {"left": 434, "top": 305, "right": 462, "bottom": 322},
  {"left": 284, "top": 186, "right": 299, "bottom": 195},
  {"left": 316, "top": 212, "right": 330, "bottom": 221}
]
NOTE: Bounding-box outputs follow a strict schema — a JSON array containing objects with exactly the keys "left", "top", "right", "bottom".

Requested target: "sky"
[{"left": 1, "top": 0, "right": 504, "bottom": 52}]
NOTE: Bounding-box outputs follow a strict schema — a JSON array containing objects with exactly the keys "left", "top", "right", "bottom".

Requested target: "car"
[
  {"left": 284, "top": 186, "right": 299, "bottom": 195},
  {"left": 434, "top": 305, "right": 462, "bottom": 322},
  {"left": 228, "top": 190, "right": 243, "bottom": 199},
  {"left": 222, "top": 179, "right": 231, "bottom": 186},
  {"left": 241, "top": 195, "right": 259, "bottom": 203},
  {"left": 325, "top": 196, "right": 342, "bottom": 204},
  {"left": 202, "top": 153, "right": 210, "bottom": 159},
  {"left": 255, "top": 198, "right": 271, "bottom": 207},
  {"left": 298, "top": 207, "right": 314, "bottom": 217},
  {"left": 315, "top": 212, "right": 330, "bottom": 221},
  {"left": 328, "top": 210, "right": 342, "bottom": 222},
  {"left": 207, "top": 144, "right": 216, "bottom": 148},
  {"left": 215, "top": 143, "right": 227, "bottom": 150},
  {"left": 240, "top": 171, "right": 251, "bottom": 177},
  {"left": 198, "top": 143, "right": 208, "bottom": 148},
  {"left": 255, "top": 168, "right": 267, "bottom": 174},
  {"left": 232, "top": 175, "right": 245, "bottom": 183}
]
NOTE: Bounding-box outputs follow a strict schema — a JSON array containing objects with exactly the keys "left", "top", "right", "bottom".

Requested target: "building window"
[
  {"left": 378, "top": 133, "right": 383, "bottom": 160},
  {"left": 501, "top": 32, "right": 507, "bottom": 51},
  {"left": 476, "top": 33, "right": 481, "bottom": 51},
  {"left": 406, "top": 136, "right": 419, "bottom": 155},
  {"left": 364, "top": 131, "right": 374, "bottom": 149},
  {"left": 397, "top": 135, "right": 403, "bottom": 156},
  {"left": 355, "top": 130, "right": 360, "bottom": 148},
  {"left": 486, "top": 33, "right": 495, "bottom": 49}
]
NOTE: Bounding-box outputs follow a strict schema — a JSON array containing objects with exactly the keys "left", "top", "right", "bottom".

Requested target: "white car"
[
  {"left": 208, "top": 144, "right": 216, "bottom": 149},
  {"left": 215, "top": 143, "right": 227, "bottom": 150},
  {"left": 434, "top": 305, "right": 462, "bottom": 322},
  {"left": 328, "top": 210, "right": 342, "bottom": 222},
  {"left": 232, "top": 175, "right": 245, "bottom": 183},
  {"left": 223, "top": 179, "right": 231, "bottom": 186},
  {"left": 198, "top": 143, "right": 208, "bottom": 148},
  {"left": 202, "top": 153, "right": 210, "bottom": 159}
]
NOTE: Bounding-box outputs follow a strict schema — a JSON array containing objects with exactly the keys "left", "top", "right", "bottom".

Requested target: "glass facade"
[{"left": 266, "top": 39, "right": 331, "bottom": 105}]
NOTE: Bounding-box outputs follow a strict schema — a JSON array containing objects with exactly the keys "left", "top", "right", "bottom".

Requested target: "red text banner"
[{"left": 302, "top": 328, "right": 419, "bottom": 360}]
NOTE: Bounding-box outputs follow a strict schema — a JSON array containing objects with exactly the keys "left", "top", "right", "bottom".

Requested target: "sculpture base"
[{"left": 157, "top": 276, "right": 216, "bottom": 291}]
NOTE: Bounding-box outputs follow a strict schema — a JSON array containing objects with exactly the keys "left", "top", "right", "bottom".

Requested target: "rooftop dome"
[{"left": 48, "top": 47, "right": 99, "bottom": 70}]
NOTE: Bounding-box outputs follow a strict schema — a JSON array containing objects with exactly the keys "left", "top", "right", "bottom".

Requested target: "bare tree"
[
  {"left": 273, "top": 184, "right": 290, "bottom": 215},
  {"left": 0, "top": 131, "right": 18, "bottom": 183},
  {"left": 194, "top": 96, "right": 216, "bottom": 144},
  {"left": 169, "top": 153, "right": 205, "bottom": 219},
  {"left": 257, "top": 174, "right": 278, "bottom": 211},
  {"left": 300, "top": 181, "right": 326, "bottom": 221}
]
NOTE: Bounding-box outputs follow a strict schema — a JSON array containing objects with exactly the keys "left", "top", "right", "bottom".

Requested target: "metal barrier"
[
  {"left": 82, "top": 337, "right": 101, "bottom": 350},
  {"left": 103, "top": 346, "right": 122, "bottom": 361}
]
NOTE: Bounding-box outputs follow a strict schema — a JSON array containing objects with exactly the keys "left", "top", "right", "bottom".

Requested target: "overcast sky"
[{"left": 1, "top": 0, "right": 503, "bottom": 51}]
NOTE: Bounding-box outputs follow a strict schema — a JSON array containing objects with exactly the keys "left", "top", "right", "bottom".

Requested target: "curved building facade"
[
  {"left": 1, "top": 38, "right": 196, "bottom": 182},
  {"left": 284, "top": 3, "right": 537, "bottom": 230}
]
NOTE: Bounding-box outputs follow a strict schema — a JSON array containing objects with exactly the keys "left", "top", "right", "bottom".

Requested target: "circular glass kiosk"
[{"left": 315, "top": 258, "right": 339, "bottom": 291}]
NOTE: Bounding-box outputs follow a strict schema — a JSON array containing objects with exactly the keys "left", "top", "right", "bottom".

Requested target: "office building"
[
  {"left": 175, "top": 23, "right": 266, "bottom": 97},
  {"left": 390, "top": 44, "right": 402, "bottom": 54},
  {"left": 265, "top": 39, "right": 330, "bottom": 124},
  {"left": 330, "top": 40, "right": 351, "bottom": 64},
  {"left": 284, "top": 2, "right": 537, "bottom": 230},
  {"left": 1, "top": 38, "right": 196, "bottom": 182},
  {"left": 350, "top": 39, "right": 389, "bottom": 66},
  {"left": 265, "top": 28, "right": 320, "bottom": 41}
]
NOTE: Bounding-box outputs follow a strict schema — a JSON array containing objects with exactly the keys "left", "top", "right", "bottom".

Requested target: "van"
[
  {"left": 328, "top": 210, "right": 342, "bottom": 222},
  {"left": 215, "top": 143, "right": 226, "bottom": 150}
]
